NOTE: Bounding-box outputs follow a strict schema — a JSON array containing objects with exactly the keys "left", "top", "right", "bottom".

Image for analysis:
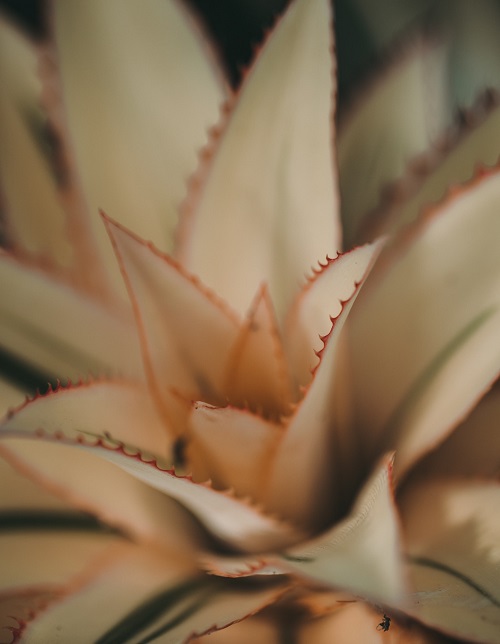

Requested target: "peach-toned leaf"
[
  {"left": 285, "top": 241, "right": 384, "bottom": 389},
  {"left": 189, "top": 403, "right": 283, "bottom": 501},
  {"left": 0, "top": 404, "right": 299, "bottom": 553},
  {"left": 18, "top": 540, "right": 199, "bottom": 644},
  {"left": 2, "top": 380, "right": 169, "bottom": 456},
  {"left": 224, "top": 286, "right": 292, "bottom": 417},
  {"left": 105, "top": 218, "right": 240, "bottom": 431},
  {"left": 402, "top": 479, "right": 500, "bottom": 643},
  {"left": 348, "top": 166, "right": 500, "bottom": 477},
  {"left": 265, "top": 244, "right": 381, "bottom": 529},
  {"left": 179, "top": 0, "right": 340, "bottom": 320},
  {"left": 276, "top": 455, "right": 405, "bottom": 607},
  {"left": 0, "top": 382, "right": 202, "bottom": 550},
  {"left": 0, "top": 528, "right": 125, "bottom": 643},
  {"left": 338, "top": 37, "right": 449, "bottom": 246},
  {"left": 0, "top": 254, "right": 142, "bottom": 380},
  {"left": 50, "top": 0, "right": 227, "bottom": 281},
  {"left": 363, "top": 94, "right": 500, "bottom": 241}
]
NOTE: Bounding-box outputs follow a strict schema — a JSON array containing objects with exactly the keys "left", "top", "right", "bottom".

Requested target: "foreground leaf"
[
  {"left": 278, "top": 455, "right": 405, "bottom": 607},
  {"left": 0, "top": 397, "right": 300, "bottom": 553},
  {"left": 0, "top": 382, "right": 203, "bottom": 550},
  {"left": 402, "top": 480, "right": 500, "bottom": 643}
]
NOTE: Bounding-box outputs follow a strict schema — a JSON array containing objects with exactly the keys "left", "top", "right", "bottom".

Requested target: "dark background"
[{"left": 0, "top": 0, "right": 375, "bottom": 99}]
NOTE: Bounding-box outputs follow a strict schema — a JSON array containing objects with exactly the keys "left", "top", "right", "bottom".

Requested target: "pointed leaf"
[
  {"left": 51, "top": 0, "right": 227, "bottom": 276},
  {"left": 189, "top": 403, "right": 283, "bottom": 501},
  {"left": 402, "top": 480, "right": 500, "bottom": 643},
  {"left": 0, "top": 254, "right": 142, "bottom": 380},
  {"left": 338, "top": 36, "right": 449, "bottom": 246},
  {"left": 348, "top": 166, "right": 500, "bottom": 476},
  {"left": 224, "top": 286, "right": 292, "bottom": 416},
  {"left": 105, "top": 218, "right": 240, "bottom": 430},
  {"left": 285, "top": 241, "right": 384, "bottom": 389},
  {"left": 266, "top": 243, "right": 382, "bottom": 529},
  {"left": 3, "top": 379, "right": 169, "bottom": 456},
  {"left": 277, "top": 455, "right": 405, "bottom": 606},
  {"left": 179, "top": 0, "right": 340, "bottom": 320}
]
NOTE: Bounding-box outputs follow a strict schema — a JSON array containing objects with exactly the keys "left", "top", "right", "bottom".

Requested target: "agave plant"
[{"left": 1, "top": 0, "right": 500, "bottom": 642}]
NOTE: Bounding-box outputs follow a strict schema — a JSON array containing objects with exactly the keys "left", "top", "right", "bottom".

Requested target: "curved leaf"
[
  {"left": 105, "top": 218, "right": 240, "bottom": 432},
  {"left": 402, "top": 480, "right": 500, "bottom": 643},
  {"left": 50, "top": 0, "right": 227, "bottom": 289},
  {"left": 285, "top": 241, "right": 384, "bottom": 389},
  {"left": 348, "top": 165, "right": 500, "bottom": 476},
  {"left": 179, "top": 0, "right": 340, "bottom": 320},
  {"left": 266, "top": 241, "right": 383, "bottom": 529},
  {"left": 0, "top": 400, "right": 300, "bottom": 553}
]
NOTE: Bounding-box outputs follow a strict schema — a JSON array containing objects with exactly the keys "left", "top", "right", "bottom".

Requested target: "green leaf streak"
[
  {"left": 0, "top": 510, "right": 124, "bottom": 536},
  {"left": 409, "top": 556, "right": 500, "bottom": 607},
  {"left": 96, "top": 578, "right": 211, "bottom": 644},
  {"left": 138, "top": 588, "right": 213, "bottom": 644}
]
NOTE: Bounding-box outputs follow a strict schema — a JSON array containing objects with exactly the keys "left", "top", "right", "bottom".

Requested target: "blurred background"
[
  {"left": 0, "top": 0, "right": 410, "bottom": 99},
  {"left": 3, "top": 0, "right": 500, "bottom": 107}
]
